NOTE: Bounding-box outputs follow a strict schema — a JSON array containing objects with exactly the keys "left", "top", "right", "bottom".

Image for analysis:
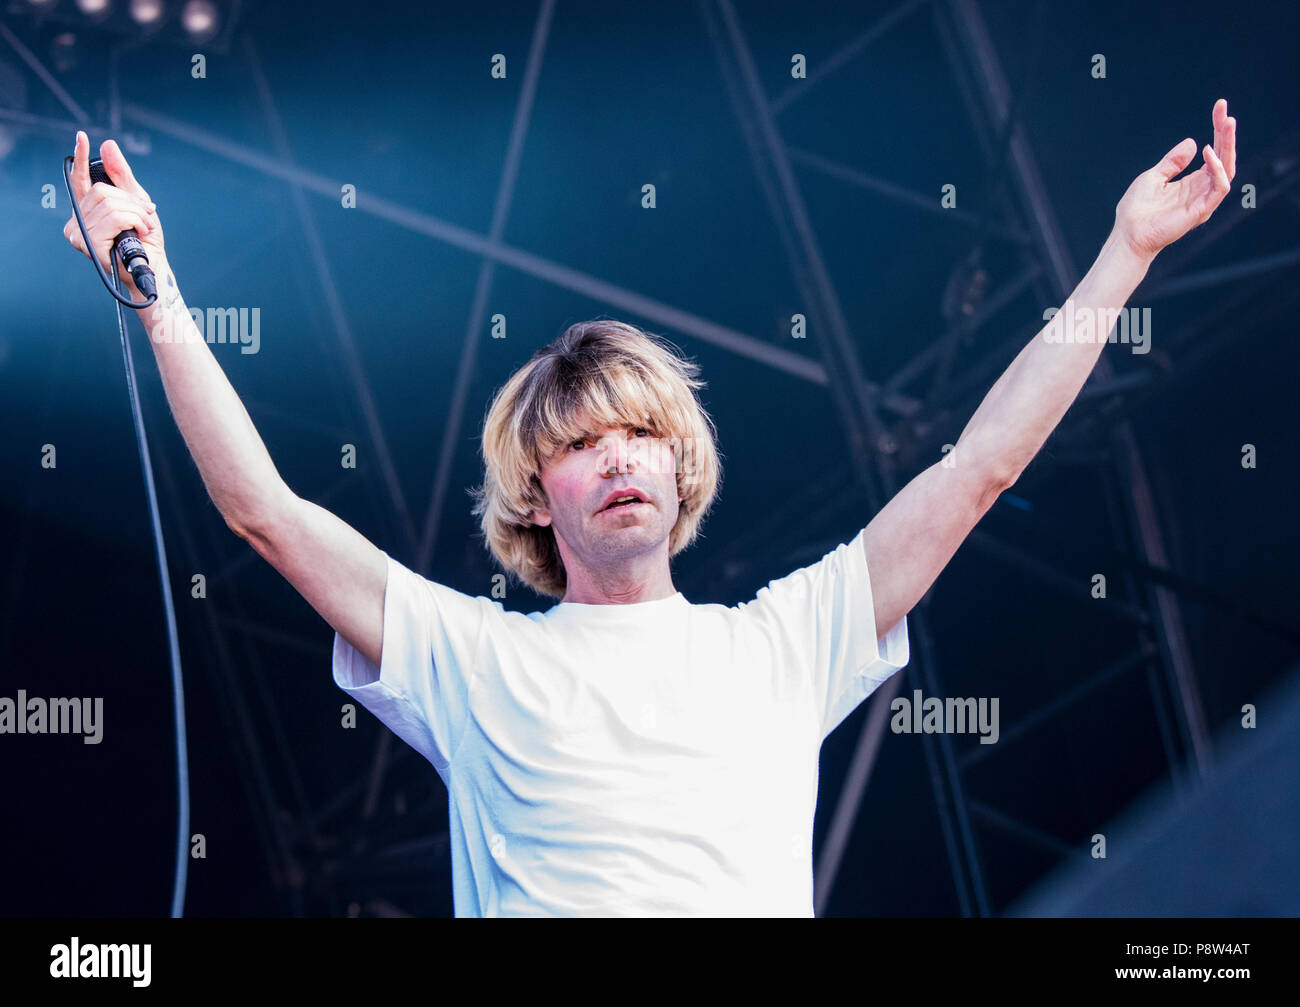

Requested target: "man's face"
[{"left": 530, "top": 408, "right": 681, "bottom": 567}]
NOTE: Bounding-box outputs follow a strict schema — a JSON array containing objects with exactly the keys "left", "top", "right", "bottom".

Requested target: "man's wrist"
[
  {"left": 1100, "top": 227, "right": 1157, "bottom": 280},
  {"left": 135, "top": 257, "right": 187, "bottom": 340}
]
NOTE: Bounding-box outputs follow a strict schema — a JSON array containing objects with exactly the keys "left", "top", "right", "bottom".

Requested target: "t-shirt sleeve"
[
  {"left": 331, "top": 552, "right": 492, "bottom": 778},
  {"left": 739, "top": 527, "right": 910, "bottom": 740}
]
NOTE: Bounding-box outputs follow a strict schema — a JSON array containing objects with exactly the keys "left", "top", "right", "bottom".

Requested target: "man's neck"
[{"left": 558, "top": 567, "right": 677, "bottom": 605}]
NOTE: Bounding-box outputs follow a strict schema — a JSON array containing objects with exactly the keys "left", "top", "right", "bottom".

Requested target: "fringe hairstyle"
[{"left": 469, "top": 320, "right": 722, "bottom": 599}]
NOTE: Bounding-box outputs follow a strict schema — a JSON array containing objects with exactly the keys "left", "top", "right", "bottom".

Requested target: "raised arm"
[
  {"left": 863, "top": 100, "right": 1237, "bottom": 639},
  {"left": 64, "top": 131, "right": 388, "bottom": 667}
]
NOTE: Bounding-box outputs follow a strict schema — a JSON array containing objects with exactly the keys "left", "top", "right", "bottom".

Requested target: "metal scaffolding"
[{"left": 7, "top": 0, "right": 1297, "bottom": 917}]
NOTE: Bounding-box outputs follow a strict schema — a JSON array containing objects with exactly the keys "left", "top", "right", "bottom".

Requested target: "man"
[{"left": 63, "top": 100, "right": 1237, "bottom": 916}]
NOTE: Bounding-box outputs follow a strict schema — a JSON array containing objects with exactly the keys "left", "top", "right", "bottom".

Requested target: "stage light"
[
  {"left": 180, "top": 0, "right": 219, "bottom": 41},
  {"left": 14, "top": 0, "right": 240, "bottom": 52},
  {"left": 130, "top": 0, "right": 165, "bottom": 25}
]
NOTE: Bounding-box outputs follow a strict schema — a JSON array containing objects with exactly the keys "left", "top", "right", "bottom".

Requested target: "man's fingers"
[
  {"left": 1204, "top": 144, "right": 1229, "bottom": 198},
  {"left": 72, "top": 130, "right": 92, "bottom": 200},
  {"left": 1153, "top": 137, "right": 1197, "bottom": 181},
  {"left": 63, "top": 216, "right": 88, "bottom": 256},
  {"left": 99, "top": 139, "right": 150, "bottom": 201},
  {"left": 77, "top": 203, "right": 153, "bottom": 257},
  {"left": 108, "top": 208, "right": 151, "bottom": 235},
  {"left": 1210, "top": 99, "right": 1237, "bottom": 184},
  {"left": 84, "top": 202, "right": 153, "bottom": 237},
  {"left": 64, "top": 155, "right": 157, "bottom": 265},
  {"left": 84, "top": 182, "right": 154, "bottom": 220},
  {"left": 1224, "top": 115, "right": 1237, "bottom": 182}
]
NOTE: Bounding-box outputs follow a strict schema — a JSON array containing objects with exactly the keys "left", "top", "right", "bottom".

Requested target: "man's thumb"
[{"left": 1153, "top": 137, "right": 1197, "bottom": 182}]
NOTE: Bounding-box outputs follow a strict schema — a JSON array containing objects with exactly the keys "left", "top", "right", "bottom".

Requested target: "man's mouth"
[{"left": 599, "top": 492, "right": 649, "bottom": 513}]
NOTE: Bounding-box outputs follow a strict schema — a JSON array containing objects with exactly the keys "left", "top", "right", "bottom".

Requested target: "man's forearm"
[
  {"left": 953, "top": 228, "right": 1155, "bottom": 486},
  {"left": 134, "top": 256, "right": 293, "bottom": 538}
]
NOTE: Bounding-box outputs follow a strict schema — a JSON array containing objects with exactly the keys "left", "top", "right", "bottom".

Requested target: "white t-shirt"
[{"left": 331, "top": 526, "right": 910, "bottom": 916}]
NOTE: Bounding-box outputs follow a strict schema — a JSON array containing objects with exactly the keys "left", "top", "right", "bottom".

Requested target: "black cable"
[{"left": 63, "top": 154, "right": 191, "bottom": 918}]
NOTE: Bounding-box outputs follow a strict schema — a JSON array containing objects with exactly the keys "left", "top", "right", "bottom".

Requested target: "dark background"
[{"left": 1, "top": 0, "right": 1297, "bottom": 917}]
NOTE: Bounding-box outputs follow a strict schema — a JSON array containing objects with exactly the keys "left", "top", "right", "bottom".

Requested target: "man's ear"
[{"left": 526, "top": 471, "right": 552, "bottom": 526}]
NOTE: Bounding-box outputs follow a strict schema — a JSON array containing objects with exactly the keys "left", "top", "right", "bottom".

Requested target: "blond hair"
[{"left": 469, "top": 320, "right": 722, "bottom": 598}]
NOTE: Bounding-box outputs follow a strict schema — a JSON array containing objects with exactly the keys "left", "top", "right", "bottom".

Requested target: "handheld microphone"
[{"left": 88, "top": 157, "right": 158, "bottom": 299}]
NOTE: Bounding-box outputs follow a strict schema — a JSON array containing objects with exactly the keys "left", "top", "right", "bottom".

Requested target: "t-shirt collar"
[{"left": 548, "top": 591, "right": 687, "bottom": 615}]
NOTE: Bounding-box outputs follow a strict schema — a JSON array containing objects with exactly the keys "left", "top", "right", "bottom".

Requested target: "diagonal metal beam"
[
  {"left": 1056, "top": 268, "right": 1300, "bottom": 444},
  {"left": 769, "top": 0, "right": 933, "bottom": 115},
  {"left": 968, "top": 800, "right": 1091, "bottom": 864},
  {"left": 788, "top": 146, "right": 1029, "bottom": 242},
  {"left": 1122, "top": 558, "right": 1300, "bottom": 648},
  {"left": 712, "top": 0, "right": 892, "bottom": 465},
  {"left": 883, "top": 262, "right": 1042, "bottom": 400},
  {"left": 929, "top": 0, "right": 1039, "bottom": 246},
  {"left": 1144, "top": 245, "right": 1300, "bottom": 299},
  {"left": 959, "top": 647, "right": 1154, "bottom": 769},
  {"left": 351, "top": 729, "right": 393, "bottom": 858},
  {"left": 681, "top": 467, "right": 856, "bottom": 599},
  {"left": 0, "top": 22, "right": 90, "bottom": 124},
  {"left": 964, "top": 528, "right": 1150, "bottom": 625},
  {"left": 813, "top": 668, "right": 908, "bottom": 915},
  {"left": 242, "top": 36, "right": 420, "bottom": 555},
  {"left": 120, "top": 102, "right": 916, "bottom": 398},
  {"left": 417, "top": 0, "right": 555, "bottom": 573},
  {"left": 212, "top": 612, "right": 333, "bottom": 659},
  {"left": 0, "top": 107, "right": 107, "bottom": 137},
  {"left": 294, "top": 743, "right": 416, "bottom": 840}
]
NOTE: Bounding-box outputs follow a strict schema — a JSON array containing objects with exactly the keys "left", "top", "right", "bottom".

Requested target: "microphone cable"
[{"left": 63, "top": 154, "right": 190, "bottom": 919}]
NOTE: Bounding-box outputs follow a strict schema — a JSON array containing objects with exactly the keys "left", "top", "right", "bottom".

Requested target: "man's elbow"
[
  {"left": 224, "top": 494, "right": 294, "bottom": 558},
  {"left": 977, "top": 464, "right": 1019, "bottom": 513},
  {"left": 956, "top": 433, "right": 1021, "bottom": 509},
  {"left": 225, "top": 513, "right": 270, "bottom": 557}
]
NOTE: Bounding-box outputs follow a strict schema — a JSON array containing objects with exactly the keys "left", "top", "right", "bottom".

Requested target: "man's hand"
[
  {"left": 63, "top": 130, "right": 167, "bottom": 293},
  {"left": 1113, "top": 98, "right": 1237, "bottom": 261}
]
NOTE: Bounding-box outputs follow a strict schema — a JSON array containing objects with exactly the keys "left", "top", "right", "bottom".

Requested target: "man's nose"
[{"left": 598, "top": 432, "right": 634, "bottom": 472}]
